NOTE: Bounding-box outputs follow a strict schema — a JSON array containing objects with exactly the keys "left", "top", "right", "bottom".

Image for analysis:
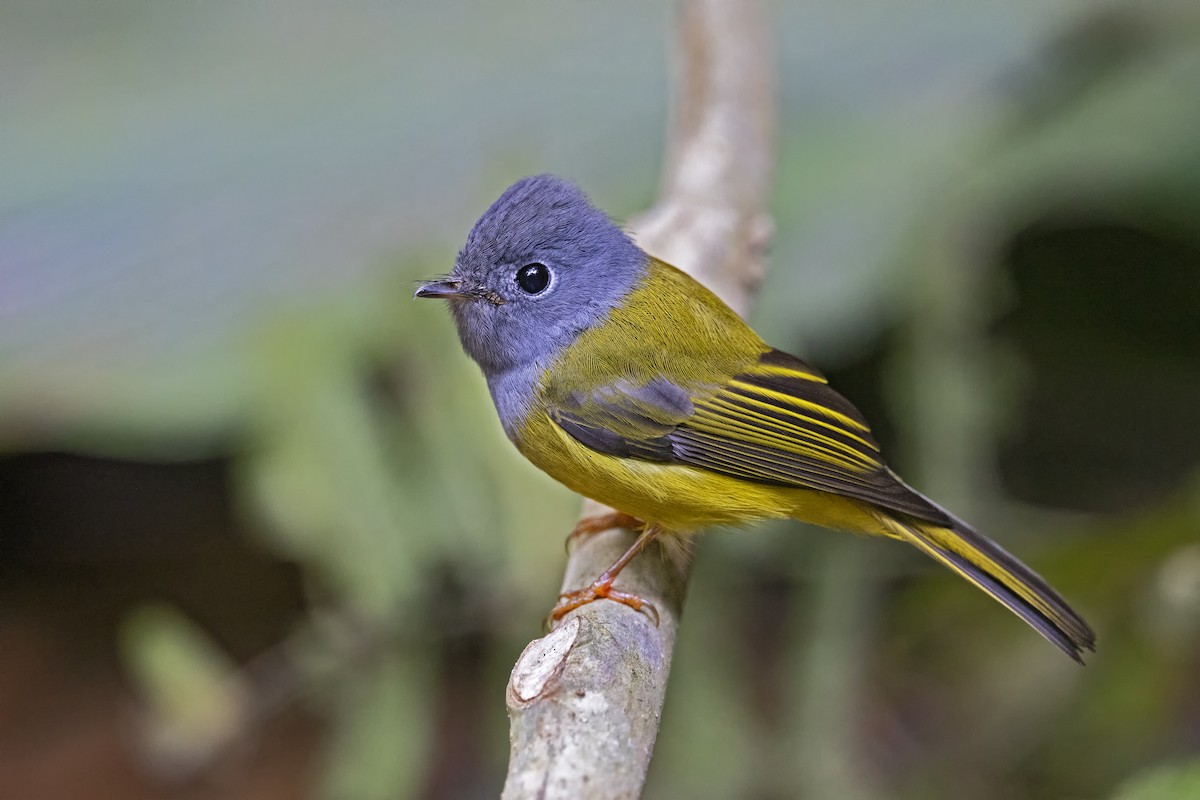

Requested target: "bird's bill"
[{"left": 414, "top": 279, "right": 472, "bottom": 301}]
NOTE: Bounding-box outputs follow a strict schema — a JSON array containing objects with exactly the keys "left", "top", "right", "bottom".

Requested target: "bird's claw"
[{"left": 545, "top": 582, "right": 660, "bottom": 629}]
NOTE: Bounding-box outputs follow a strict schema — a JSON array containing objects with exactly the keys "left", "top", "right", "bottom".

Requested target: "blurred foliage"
[
  {"left": 2, "top": 1, "right": 1199, "bottom": 799},
  {"left": 1113, "top": 759, "right": 1200, "bottom": 800},
  {"left": 121, "top": 604, "right": 249, "bottom": 777}
]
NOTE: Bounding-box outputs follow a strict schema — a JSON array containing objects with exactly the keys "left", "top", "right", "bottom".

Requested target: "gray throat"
[{"left": 486, "top": 359, "right": 546, "bottom": 442}]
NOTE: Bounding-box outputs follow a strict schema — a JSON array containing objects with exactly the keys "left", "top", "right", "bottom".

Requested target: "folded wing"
[{"left": 549, "top": 349, "right": 950, "bottom": 525}]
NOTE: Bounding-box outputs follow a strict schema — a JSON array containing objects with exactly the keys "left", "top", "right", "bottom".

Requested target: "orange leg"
[
  {"left": 549, "top": 525, "right": 662, "bottom": 626},
  {"left": 563, "top": 510, "right": 646, "bottom": 553}
]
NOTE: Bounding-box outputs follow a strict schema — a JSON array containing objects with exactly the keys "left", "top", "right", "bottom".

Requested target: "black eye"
[{"left": 515, "top": 263, "right": 551, "bottom": 295}]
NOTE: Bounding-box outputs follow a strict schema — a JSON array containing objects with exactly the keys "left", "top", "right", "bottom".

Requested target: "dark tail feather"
[{"left": 883, "top": 516, "right": 1097, "bottom": 663}]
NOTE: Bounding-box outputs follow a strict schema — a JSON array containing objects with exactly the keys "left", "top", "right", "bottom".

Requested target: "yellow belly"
[{"left": 514, "top": 410, "right": 890, "bottom": 535}]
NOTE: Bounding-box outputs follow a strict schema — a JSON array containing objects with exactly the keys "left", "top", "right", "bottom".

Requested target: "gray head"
[{"left": 416, "top": 175, "right": 646, "bottom": 376}]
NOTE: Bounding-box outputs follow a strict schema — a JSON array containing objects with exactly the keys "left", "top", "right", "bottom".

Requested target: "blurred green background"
[{"left": 2, "top": 1, "right": 1199, "bottom": 798}]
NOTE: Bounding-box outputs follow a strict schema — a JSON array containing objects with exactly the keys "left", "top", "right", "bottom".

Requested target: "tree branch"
[{"left": 502, "top": 1, "right": 775, "bottom": 797}]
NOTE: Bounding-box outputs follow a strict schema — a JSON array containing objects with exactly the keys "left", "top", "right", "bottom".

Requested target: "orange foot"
[
  {"left": 547, "top": 580, "right": 660, "bottom": 627},
  {"left": 563, "top": 511, "right": 646, "bottom": 552},
  {"left": 548, "top": 524, "right": 663, "bottom": 627}
]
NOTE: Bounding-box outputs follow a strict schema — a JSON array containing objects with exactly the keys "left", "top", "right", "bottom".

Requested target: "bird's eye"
[{"left": 515, "top": 263, "right": 551, "bottom": 295}]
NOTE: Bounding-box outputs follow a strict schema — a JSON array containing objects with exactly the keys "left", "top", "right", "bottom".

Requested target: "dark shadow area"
[
  {"left": 0, "top": 453, "right": 319, "bottom": 800},
  {"left": 993, "top": 219, "right": 1200, "bottom": 513}
]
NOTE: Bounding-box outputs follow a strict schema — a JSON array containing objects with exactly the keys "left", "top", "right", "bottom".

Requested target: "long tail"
[{"left": 880, "top": 515, "right": 1096, "bottom": 662}]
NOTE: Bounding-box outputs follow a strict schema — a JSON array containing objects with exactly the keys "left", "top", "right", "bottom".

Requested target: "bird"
[{"left": 415, "top": 174, "right": 1096, "bottom": 662}]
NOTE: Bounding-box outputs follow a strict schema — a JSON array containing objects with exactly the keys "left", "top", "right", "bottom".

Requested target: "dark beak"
[{"left": 414, "top": 279, "right": 471, "bottom": 301}]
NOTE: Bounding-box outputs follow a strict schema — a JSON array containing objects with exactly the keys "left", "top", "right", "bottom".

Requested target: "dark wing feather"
[
  {"left": 549, "top": 349, "right": 951, "bottom": 525},
  {"left": 553, "top": 415, "right": 675, "bottom": 461}
]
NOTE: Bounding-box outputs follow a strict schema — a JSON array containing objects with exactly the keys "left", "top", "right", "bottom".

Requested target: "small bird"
[{"left": 416, "top": 175, "right": 1095, "bottom": 662}]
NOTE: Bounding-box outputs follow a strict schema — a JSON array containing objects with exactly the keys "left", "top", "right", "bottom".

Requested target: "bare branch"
[{"left": 501, "top": 1, "right": 776, "bottom": 798}]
